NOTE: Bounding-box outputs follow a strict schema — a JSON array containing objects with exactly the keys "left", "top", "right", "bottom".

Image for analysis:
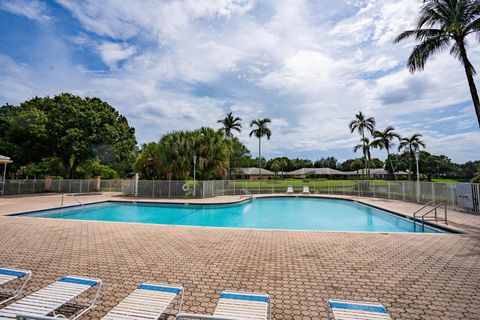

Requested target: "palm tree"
[
  {"left": 394, "top": 0, "right": 480, "bottom": 126},
  {"left": 398, "top": 133, "right": 426, "bottom": 180},
  {"left": 348, "top": 111, "right": 376, "bottom": 179},
  {"left": 217, "top": 112, "right": 242, "bottom": 138},
  {"left": 372, "top": 126, "right": 401, "bottom": 180},
  {"left": 249, "top": 118, "right": 272, "bottom": 175},
  {"left": 353, "top": 137, "right": 374, "bottom": 178}
]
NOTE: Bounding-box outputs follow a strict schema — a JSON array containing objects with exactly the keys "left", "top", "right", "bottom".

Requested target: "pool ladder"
[
  {"left": 61, "top": 193, "right": 86, "bottom": 209},
  {"left": 413, "top": 201, "right": 448, "bottom": 231},
  {"left": 240, "top": 188, "right": 253, "bottom": 200}
]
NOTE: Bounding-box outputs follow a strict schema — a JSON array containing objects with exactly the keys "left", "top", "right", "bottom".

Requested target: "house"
[{"left": 231, "top": 167, "right": 275, "bottom": 180}]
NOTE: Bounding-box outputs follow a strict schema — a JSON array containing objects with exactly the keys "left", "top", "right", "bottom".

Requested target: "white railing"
[{"left": 1, "top": 179, "right": 479, "bottom": 214}]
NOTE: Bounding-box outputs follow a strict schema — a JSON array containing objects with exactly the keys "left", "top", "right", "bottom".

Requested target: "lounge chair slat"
[
  {"left": 328, "top": 299, "right": 391, "bottom": 320},
  {"left": 212, "top": 291, "right": 269, "bottom": 320},
  {"left": 101, "top": 283, "right": 183, "bottom": 320}
]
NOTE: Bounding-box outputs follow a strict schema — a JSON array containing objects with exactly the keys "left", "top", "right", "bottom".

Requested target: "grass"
[{"left": 431, "top": 178, "right": 470, "bottom": 183}]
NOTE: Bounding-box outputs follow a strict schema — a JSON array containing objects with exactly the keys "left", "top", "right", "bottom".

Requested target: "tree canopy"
[{"left": 0, "top": 93, "right": 137, "bottom": 178}]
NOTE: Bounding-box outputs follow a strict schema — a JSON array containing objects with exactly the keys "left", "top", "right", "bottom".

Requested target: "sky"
[{"left": 0, "top": 0, "right": 479, "bottom": 163}]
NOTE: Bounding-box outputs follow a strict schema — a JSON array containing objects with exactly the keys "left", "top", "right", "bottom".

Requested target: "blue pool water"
[{"left": 25, "top": 198, "right": 440, "bottom": 233}]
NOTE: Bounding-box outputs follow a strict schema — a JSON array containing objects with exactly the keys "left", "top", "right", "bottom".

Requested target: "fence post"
[
  {"left": 168, "top": 180, "right": 171, "bottom": 198},
  {"left": 152, "top": 180, "right": 155, "bottom": 197},
  {"left": 387, "top": 181, "right": 390, "bottom": 199},
  {"left": 402, "top": 181, "right": 405, "bottom": 200},
  {"left": 431, "top": 182, "right": 435, "bottom": 204}
]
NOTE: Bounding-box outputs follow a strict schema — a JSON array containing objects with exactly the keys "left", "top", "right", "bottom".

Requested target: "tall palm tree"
[
  {"left": 372, "top": 126, "right": 401, "bottom": 180},
  {"left": 348, "top": 111, "right": 376, "bottom": 179},
  {"left": 217, "top": 112, "right": 242, "bottom": 138},
  {"left": 398, "top": 133, "right": 426, "bottom": 180},
  {"left": 394, "top": 0, "right": 480, "bottom": 126},
  {"left": 353, "top": 137, "right": 374, "bottom": 178},
  {"left": 249, "top": 118, "right": 272, "bottom": 175}
]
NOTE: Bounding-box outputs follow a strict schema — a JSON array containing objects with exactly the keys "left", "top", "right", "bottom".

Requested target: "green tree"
[
  {"left": 25, "top": 158, "right": 64, "bottom": 178},
  {"left": 157, "top": 131, "right": 192, "bottom": 180},
  {"left": 249, "top": 118, "right": 272, "bottom": 175},
  {"left": 0, "top": 93, "right": 137, "bottom": 178},
  {"left": 230, "top": 137, "right": 253, "bottom": 169},
  {"left": 351, "top": 159, "right": 364, "bottom": 179},
  {"left": 135, "top": 142, "right": 161, "bottom": 179},
  {"left": 418, "top": 151, "right": 454, "bottom": 181},
  {"left": 0, "top": 103, "right": 48, "bottom": 172},
  {"left": 372, "top": 126, "right": 401, "bottom": 179},
  {"left": 395, "top": 0, "right": 480, "bottom": 126},
  {"left": 217, "top": 112, "right": 242, "bottom": 137},
  {"left": 193, "top": 127, "right": 231, "bottom": 179},
  {"left": 398, "top": 133, "right": 426, "bottom": 180},
  {"left": 348, "top": 111, "right": 376, "bottom": 179},
  {"left": 314, "top": 157, "right": 339, "bottom": 169}
]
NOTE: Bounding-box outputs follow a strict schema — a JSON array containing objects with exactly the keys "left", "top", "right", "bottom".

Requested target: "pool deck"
[{"left": 1, "top": 193, "right": 480, "bottom": 319}]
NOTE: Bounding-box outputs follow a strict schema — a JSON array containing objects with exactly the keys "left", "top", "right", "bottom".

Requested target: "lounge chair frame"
[
  {"left": 6, "top": 275, "right": 102, "bottom": 320},
  {"left": 0, "top": 268, "right": 32, "bottom": 306}
]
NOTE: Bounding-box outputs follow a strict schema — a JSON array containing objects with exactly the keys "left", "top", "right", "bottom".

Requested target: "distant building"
[
  {"left": 231, "top": 167, "right": 274, "bottom": 180},
  {"left": 284, "top": 167, "right": 349, "bottom": 178},
  {"left": 344, "top": 168, "right": 409, "bottom": 179}
]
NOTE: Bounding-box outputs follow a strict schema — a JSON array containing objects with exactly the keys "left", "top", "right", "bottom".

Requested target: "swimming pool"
[{"left": 23, "top": 197, "right": 441, "bottom": 233}]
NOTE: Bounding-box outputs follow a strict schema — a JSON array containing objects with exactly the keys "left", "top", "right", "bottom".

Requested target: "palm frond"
[{"left": 407, "top": 35, "right": 451, "bottom": 72}]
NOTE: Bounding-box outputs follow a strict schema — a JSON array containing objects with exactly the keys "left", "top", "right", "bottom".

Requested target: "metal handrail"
[
  {"left": 240, "top": 188, "right": 253, "bottom": 200},
  {"left": 61, "top": 193, "right": 86, "bottom": 209},
  {"left": 412, "top": 200, "right": 436, "bottom": 220},
  {"left": 419, "top": 203, "right": 448, "bottom": 231}
]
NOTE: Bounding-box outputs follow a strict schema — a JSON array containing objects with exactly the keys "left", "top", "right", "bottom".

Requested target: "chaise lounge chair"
[
  {"left": 176, "top": 290, "right": 270, "bottom": 320},
  {"left": 286, "top": 186, "right": 294, "bottom": 195},
  {"left": 102, "top": 282, "right": 183, "bottom": 320},
  {"left": 302, "top": 186, "right": 310, "bottom": 194},
  {"left": 0, "top": 268, "right": 31, "bottom": 306},
  {"left": 327, "top": 299, "right": 391, "bottom": 319},
  {"left": 0, "top": 275, "right": 101, "bottom": 320}
]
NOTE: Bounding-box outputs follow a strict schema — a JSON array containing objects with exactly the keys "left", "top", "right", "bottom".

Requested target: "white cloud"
[
  {"left": 1, "top": 0, "right": 479, "bottom": 163},
  {"left": 0, "top": 0, "right": 51, "bottom": 24},
  {"left": 98, "top": 42, "right": 136, "bottom": 68}
]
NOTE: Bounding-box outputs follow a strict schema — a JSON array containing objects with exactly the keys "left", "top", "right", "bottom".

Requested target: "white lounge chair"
[
  {"left": 176, "top": 290, "right": 270, "bottom": 320},
  {"left": 327, "top": 299, "right": 391, "bottom": 319},
  {"left": 302, "top": 186, "right": 310, "bottom": 194},
  {"left": 102, "top": 282, "right": 183, "bottom": 320},
  {"left": 2, "top": 275, "right": 101, "bottom": 320},
  {"left": 286, "top": 186, "right": 294, "bottom": 195},
  {"left": 0, "top": 268, "right": 31, "bottom": 306}
]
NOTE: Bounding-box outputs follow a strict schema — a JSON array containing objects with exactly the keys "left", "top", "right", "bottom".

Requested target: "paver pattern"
[{"left": 0, "top": 213, "right": 479, "bottom": 319}]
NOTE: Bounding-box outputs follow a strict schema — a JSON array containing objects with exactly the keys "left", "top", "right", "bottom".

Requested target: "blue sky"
[{"left": 0, "top": 0, "right": 479, "bottom": 163}]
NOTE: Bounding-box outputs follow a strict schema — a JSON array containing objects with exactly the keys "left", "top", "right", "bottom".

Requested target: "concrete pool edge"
[{"left": 5, "top": 195, "right": 462, "bottom": 234}]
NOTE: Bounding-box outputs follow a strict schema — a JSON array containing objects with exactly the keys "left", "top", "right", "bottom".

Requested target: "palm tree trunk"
[
  {"left": 387, "top": 149, "right": 397, "bottom": 181},
  {"left": 258, "top": 137, "right": 261, "bottom": 176},
  {"left": 458, "top": 40, "right": 480, "bottom": 127},
  {"left": 362, "top": 130, "right": 367, "bottom": 180}
]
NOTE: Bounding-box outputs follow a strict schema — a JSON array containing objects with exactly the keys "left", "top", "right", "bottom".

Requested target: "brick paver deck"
[{"left": 1, "top": 194, "right": 480, "bottom": 319}]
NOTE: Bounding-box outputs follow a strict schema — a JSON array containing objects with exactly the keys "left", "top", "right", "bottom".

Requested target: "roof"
[
  {"left": 0, "top": 155, "right": 12, "bottom": 164},
  {"left": 233, "top": 167, "right": 275, "bottom": 175},
  {"left": 285, "top": 167, "right": 348, "bottom": 176},
  {"left": 344, "top": 168, "right": 409, "bottom": 175}
]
